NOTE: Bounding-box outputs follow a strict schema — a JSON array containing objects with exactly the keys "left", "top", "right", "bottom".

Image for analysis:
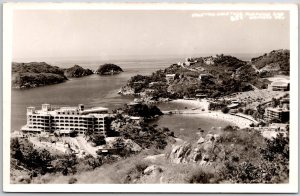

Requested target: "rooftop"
[
  {"left": 166, "top": 74, "right": 176, "bottom": 77},
  {"left": 266, "top": 107, "right": 289, "bottom": 112},
  {"left": 27, "top": 104, "right": 108, "bottom": 115},
  {"left": 271, "top": 79, "right": 290, "bottom": 87}
]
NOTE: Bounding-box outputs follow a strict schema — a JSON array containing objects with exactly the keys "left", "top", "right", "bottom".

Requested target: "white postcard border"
[{"left": 2, "top": 2, "right": 298, "bottom": 193}]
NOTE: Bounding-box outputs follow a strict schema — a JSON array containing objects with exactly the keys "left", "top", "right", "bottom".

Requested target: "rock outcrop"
[
  {"left": 169, "top": 142, "right": 192, "bottom": 164},
  {"left": 167, "top": 133, "right": 225, "bottom": 165}
]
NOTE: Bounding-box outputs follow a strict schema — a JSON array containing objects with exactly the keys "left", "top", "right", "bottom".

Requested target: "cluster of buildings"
[
  {"left": 203, "top": 56, "right": 215, "bottom": 65},
  {"left": 265, "top": 96, "right": 290, "bottom": 123},
  {"left": 21, "top": 104, "right": 109, "bottom": 137},
  {"left": 177, "top": 57, "right": 198, "bottom": 67}
]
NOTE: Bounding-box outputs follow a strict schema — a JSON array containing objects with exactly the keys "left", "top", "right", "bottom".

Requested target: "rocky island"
[
  {"left": 64, "top": 65, "right": 93, "bottom": 78},
  {"left": 96, "top": 64, "right": 123, "bottom": 75},
  {"left": 12, "top": 62, "right": 67, "bottom": 89}
]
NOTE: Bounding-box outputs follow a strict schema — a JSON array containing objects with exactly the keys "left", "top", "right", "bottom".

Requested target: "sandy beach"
[
  {"left": 194, "top": 111, "right": 253, "bottom": 129},
  {"left": 169, "top": 99, "right": 253, "bottom": 128},
  {"left": 170, "top": 99, "right": 210, "bottom": 111}
]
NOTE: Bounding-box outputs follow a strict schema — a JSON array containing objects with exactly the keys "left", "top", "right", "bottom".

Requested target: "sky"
[{"left": 12, "top": 10, "right": 290, "bottom": 61}]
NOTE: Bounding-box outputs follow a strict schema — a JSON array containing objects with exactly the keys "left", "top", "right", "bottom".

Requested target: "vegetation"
[
  {"left": 84, "top": 129, "right": 106, "bottom": 146},
  {"left": 212, "top": 54, "right": 247, "bottom": 70},
  {"left": 12, "top": 125, "right": 289, "bottom": 184},
  {"left": 121, "top": 50, "right": 289, "bottom": 99},
  {"left": 221, "top": 107, "right": 230, "bottom": 113},
  {"left": 12, "top": 62, "right": 67, "bottom": 89},
  {"left": 208, "top": 100, "right": 229, "bottom": 111},
  {"left": 217, "top": 126, "right": 289, "bottom": 183},
  {"left": 251, "top": 49, "right": 290, "bottom": 74},
  {"left": 64, "top": 65, "right": 93, "bottom": 78},
  {"left": 96, "top": 64, "right": 123, "bottom": 75},
  {"left": 10, "top": 137, "right": 121, "bottom": 183},
  {"left": 12, "top": 62, "right": 65, "bottom": 75},
  {"left": 122, "top": 103, "right": 163, "bottom": 118},
  {"left": 11, "top": 137, "right": 53, "bottom": 175},
  {"left": 12, "top": 72, "right": 67, "bottom": 89}
]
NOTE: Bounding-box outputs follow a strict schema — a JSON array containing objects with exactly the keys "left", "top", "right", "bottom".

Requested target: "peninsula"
[{"left": 12, "top": 62, "right": 67, "bottom": 89}]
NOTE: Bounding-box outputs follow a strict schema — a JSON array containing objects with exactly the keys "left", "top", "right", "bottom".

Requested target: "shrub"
[
  {"left": 186, "top": 169, "right": 215, "bottom": 184},
  {"left": 221, "top": 107, "right": 229, "bottom": 114},
  {"left": 68, "top": 177, "right": 77, "bottom": 184},
  {"left": 123, "top": 160, "right": 149, "bottom": 183}
]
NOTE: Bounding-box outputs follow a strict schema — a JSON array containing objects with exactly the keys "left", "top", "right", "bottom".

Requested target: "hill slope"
[
  {"left": 12, "top": 62, "right": 67, "bottom": 89},
  {"left": 121, "top": 50, "right": 289, "bottom": 99},
  {"left": 251, "top": 49, "right": 290, "bottom": 74}
]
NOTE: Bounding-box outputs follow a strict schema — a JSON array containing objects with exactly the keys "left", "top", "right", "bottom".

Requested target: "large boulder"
[
  {"left": 168, "top": 133, "right": 225, "bottom": 165},
  {"left": 168, "top": 142, "right": 192, "bottom": 164}
]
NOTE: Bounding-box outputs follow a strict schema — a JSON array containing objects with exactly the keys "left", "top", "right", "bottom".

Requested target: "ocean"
[{"left": 11, "top": 55, "right": 255, "bottom": 138}]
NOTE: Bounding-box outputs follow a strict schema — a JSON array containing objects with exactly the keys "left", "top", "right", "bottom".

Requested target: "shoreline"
[{"left": 168, "top": 99, "right": 253, "bottom": 128}]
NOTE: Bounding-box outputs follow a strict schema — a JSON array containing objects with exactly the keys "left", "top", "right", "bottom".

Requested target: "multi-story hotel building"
[
  {"left": 266, "top": 107, "right": 289, "bottom": 123},
  {"left": 21, "top": 104, "right": 109, "bottom": 136}
]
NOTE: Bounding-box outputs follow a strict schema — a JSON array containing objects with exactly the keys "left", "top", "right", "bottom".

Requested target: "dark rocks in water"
[
  {"left": 96, "top": 64, "right": 123, "bottom": 75},
  {"left": 64, "top": 65, "right": 93, "bottom": 78},
  {"left": 12, "top": 62, "right": 67, "bottom": 89}
]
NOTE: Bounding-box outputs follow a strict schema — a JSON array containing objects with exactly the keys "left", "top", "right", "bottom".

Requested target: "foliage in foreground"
[{"left": 211, "top": 126, "right": 289, "bottom": 183}]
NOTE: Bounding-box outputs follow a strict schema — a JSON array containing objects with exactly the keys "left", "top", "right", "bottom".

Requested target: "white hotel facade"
[{"left": 21, "top": 104, "right": 109, "bottom": 136}]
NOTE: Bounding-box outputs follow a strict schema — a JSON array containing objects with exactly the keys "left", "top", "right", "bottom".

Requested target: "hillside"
[
  {"left": 96, "top": 64, "right": 123, "bottom": 75},
  {"left": 251, "top": 49, "right": 290, "bottom": 75},
  {"left": 64, "top": 65, "right": 93, "bottom": 78},
  {"left": 12, "top": 62, "right": 67, "bottom": 89},
  {"left": 23, "top": 126, "right": 289, "bottom": 184},
  {"left": 120, "top": 50, "right": 289, "bottom": 99}
]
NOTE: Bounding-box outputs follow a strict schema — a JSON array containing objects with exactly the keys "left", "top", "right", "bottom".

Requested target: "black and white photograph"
[{"left": 2, "top": 2, "right": 298, "bottom": 193}]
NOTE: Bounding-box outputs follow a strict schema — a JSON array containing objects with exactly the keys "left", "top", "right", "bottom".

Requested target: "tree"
[
  {"left": 261, "top": 133, "right": 289, "bottom": 162},
  {"left": 11, "top": 138, "right": 23, "bottom": 160},
  {"left": 221, "top": 107, "right": 229, "bottom": 114},
  {"left": 83, "top": 155, "right": 102, "bottom": 170}
]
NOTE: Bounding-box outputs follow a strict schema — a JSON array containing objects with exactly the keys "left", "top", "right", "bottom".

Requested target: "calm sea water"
[
  {"left": 11, "top": 55, "right": 253, "bottom": 137},
  {"left": 11, "top": 58, "right": 182, "bottom": 131}
]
